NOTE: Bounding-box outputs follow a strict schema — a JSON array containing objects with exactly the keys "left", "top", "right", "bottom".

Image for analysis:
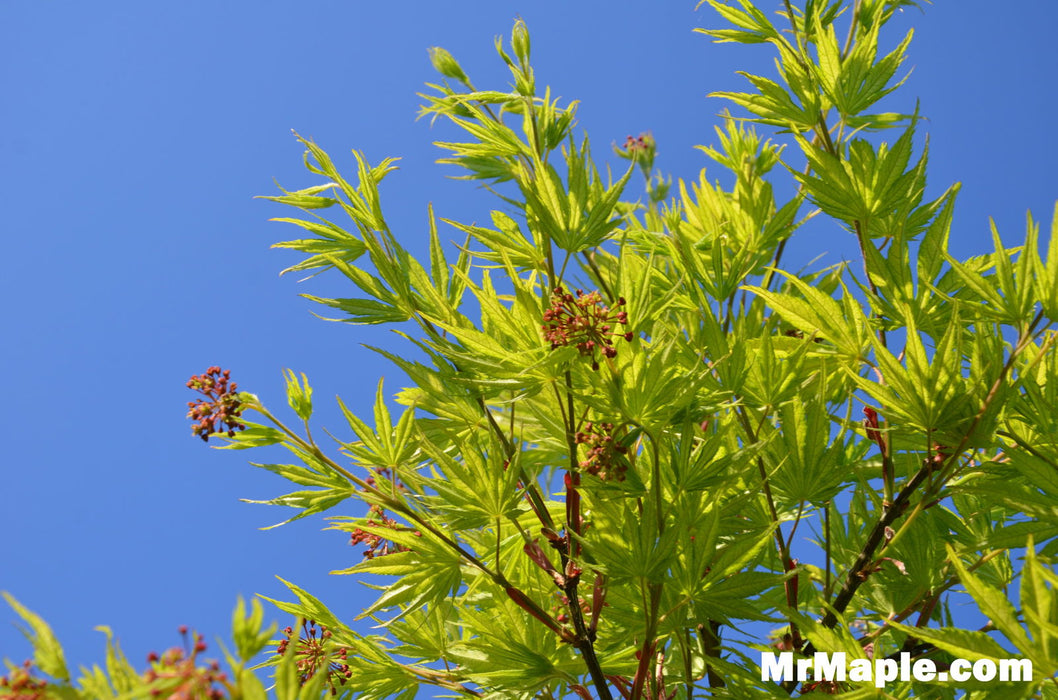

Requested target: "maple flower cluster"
[
  {"left": 348, "top": 503, "right": 416, "bottom": 559},
  {"left": 348, "top": 468, "right": 421, "bottom": 559},
  {"left": 275, "top": 620, "right": 351, "bottom": 695},
  {"left": 542, "top": 287, "right": 633, "bottom": 371},
  {"left": 186, "top": 367, "right": 246, "bottom": 442},
  {"left": 615, "top": 131, "right": 657, "bottom": 175},
  {"left": 143, "top": 626, "right": 227, "bottom": 699},
  {"left": 575, "top": 421, "right": 629, "bottom": 481},
  {"left": 0, "top": 659, "right": 49, "bottom": 699}
]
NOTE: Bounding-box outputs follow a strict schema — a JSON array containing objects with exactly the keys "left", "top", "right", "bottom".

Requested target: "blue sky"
[{"left": 2, "top": 0, "right": 1057, "bottom": 693}]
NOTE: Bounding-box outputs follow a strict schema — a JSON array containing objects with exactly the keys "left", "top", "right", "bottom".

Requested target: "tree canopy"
[{"left": 5, "top": 1, "right": 1058, "bottom": 698}]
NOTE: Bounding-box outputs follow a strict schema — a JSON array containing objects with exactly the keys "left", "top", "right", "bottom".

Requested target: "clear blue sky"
[{"left": 2, "top": 0, "right": 1056, "bottom": 692}]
